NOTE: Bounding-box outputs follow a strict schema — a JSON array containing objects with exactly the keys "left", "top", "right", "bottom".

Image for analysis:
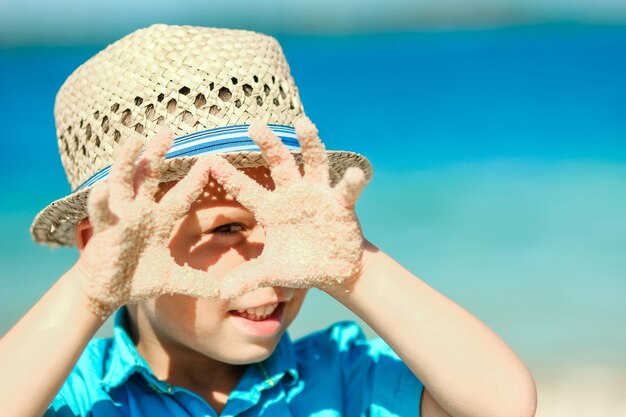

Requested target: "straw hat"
[{"left": 30, "top": 24, "right": 372, "bottom": 247}]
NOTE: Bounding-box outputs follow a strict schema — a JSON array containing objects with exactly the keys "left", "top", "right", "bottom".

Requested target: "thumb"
[
  {"left": 219, "top": 258, "right": 268, "bottom": 300},
  {"left": 334, "top": 167, "right": 368, "bottom": 208},
  {"left": 167, "top": 264, "right": 221, "bottom": 299}
]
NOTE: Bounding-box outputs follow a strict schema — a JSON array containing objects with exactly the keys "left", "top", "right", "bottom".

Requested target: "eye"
[{"left": 210, "top": 223, "right": 247, "bottom": 235}]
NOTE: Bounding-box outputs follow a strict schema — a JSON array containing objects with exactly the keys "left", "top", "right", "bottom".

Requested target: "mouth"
[
  {"left": 227, "top": 302, "right": 286, "bottom": 336},
  {"left": 231, "top": 302, "right": 281, "bottom": 321}
]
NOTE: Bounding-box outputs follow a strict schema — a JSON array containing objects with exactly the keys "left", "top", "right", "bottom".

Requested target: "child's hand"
[
  {"left": 206, "top": 116, "right": 370, "bottom": 299},
  {"left": 76, "top": 127, "right": 220, "bottom": 319}
]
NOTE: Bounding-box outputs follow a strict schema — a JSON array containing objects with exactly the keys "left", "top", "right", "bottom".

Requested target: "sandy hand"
[
  {"left": 76, "top": 127, "right": 220, "bottom": 319},
  {"left": 206, "top": 116, "right": 370, "bottom": 299}
]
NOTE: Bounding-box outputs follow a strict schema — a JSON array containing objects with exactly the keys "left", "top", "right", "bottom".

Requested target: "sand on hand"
[
  {"left": 207, "top": 117, "right": 369, "bottom": 299},
  {"left": 78, "top": 116, "right": 369, "bottom": 318}
]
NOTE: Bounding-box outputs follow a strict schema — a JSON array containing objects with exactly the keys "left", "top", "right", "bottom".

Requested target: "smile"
[
  {"left": 228, "top": 302, "right": 286, "bottom": 336},
  {"left": 234, "top": 303, "right": 279, "bottom": 321}
]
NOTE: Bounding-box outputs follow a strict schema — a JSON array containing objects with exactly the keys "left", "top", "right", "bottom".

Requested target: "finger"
[
  {"left": 220, "top": 258, "right": 267, "bottom": 299},
  {"left": 108, "top": 132, "right": 144, "bottom": 215},
  {"left": 126, "top": 247, "right": 220, "bottom": 300},
  {"left": 159, "top": 156, "right": 212, "bottom": 219},
  {"left": 248, "top": 122, "right": 301, "bottom": 188},
  {"left": 203, "top": 155, "right": 267, "bottom": 214},
  {"left": 333, "top": 167, "right": 368, "bottom": 208},
  {"left": 134, "top": 126, "right": 175, "bottom": 200},
  {"left": 86, "top": 181, "right": 117, "bottom": 233},
  {"left": 294, "top": 116, "right": 329, "bottom": 185}
]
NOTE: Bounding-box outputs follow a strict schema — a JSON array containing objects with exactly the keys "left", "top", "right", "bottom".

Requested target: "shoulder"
[
  {"left": 46, "top": 337, "right": 113, "bottom": 416},
  {"left": 291, "top": 321, "right": 416, "bottom": 386},
  {"left": 293, "top": 320, "right": 402, "bottom": 363},
  {"left": 70, "top": 337, "right": 112, "bottom": 378},
  {"left": 64, "top": 337, "right": 112, "bottom": 389},
  {"left": 292, "top": 321, "right": 425, "bottom": 416},
  {"left": 293, "top": 320, "right": 364, "bottom": 349}
]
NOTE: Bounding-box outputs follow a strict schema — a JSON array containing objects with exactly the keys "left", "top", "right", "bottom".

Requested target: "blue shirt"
[{"left": 46, "top": 307, "right": 424, "bottom": 416}]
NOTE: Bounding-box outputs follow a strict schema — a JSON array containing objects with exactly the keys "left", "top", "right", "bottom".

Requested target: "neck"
[{"left": 127, "top": 307, "right": 246, "bottom": 413}]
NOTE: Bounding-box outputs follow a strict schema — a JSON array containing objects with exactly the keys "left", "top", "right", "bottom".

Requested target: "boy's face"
[{"left": 80, "top": 166, "right": 308, "bottom": 365}]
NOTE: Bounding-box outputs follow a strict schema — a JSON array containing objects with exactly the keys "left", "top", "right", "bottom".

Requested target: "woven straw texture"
[{"left": 30, "top": 24, "right": 372, "bottom": 247}]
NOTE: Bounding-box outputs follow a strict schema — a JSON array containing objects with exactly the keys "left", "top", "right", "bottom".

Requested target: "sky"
[{"left": 2, "top": 0, "right": 626, "bottom": 45}]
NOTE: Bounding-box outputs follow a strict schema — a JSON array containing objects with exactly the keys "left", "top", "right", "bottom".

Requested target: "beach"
[{"left": 533, "top": 365, "right": 626, "bottom": 416}]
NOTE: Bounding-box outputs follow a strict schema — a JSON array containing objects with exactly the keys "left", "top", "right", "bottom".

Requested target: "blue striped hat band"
[{"left": 74, "top": 124, "right": 300, "bottom": 192}]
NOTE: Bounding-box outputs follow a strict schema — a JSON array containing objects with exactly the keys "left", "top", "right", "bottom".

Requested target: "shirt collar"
[
  {"left": 257, "top": 329, "right": 299, "bottom": 388},
  {"left": 100, "top": 307, "right": 156, "bottom": 391},
  {"left": 100, "top": 306, "right": 300, "bottom": 392}
]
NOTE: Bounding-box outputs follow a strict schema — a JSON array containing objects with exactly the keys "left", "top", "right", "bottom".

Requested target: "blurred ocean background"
[{"left": 1, "top": 1, "right": 625, "bottom": 415}]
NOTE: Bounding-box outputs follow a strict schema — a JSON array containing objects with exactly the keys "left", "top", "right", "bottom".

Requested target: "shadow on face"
[
  {"left": 148, "top": 165, "right": 275, "bottom": 329},
  {"left": 157, "top": 165, "right": 275, "bottom": 266}
]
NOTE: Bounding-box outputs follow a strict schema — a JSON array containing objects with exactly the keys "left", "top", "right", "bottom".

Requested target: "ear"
[{"left": 75, "top": 218, "right": 93, "bottom": 251}]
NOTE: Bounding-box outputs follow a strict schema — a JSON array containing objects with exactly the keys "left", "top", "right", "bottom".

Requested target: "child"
[{"left": 0, "top": 24, "right": 537, "bottom": 417}]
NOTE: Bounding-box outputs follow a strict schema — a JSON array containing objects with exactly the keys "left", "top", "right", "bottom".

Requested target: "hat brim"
[{"left": 30, "top": 149, "right": 372, "bottom": 247}]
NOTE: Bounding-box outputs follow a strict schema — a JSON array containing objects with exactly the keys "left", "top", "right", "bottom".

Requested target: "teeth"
[{"left": 234, "top": 303, "right": 278, "bottom": 320}]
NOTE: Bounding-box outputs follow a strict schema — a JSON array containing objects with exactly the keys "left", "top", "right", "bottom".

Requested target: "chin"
[{"left": 212, "top": 339, "right": 279, "bottom": 365}]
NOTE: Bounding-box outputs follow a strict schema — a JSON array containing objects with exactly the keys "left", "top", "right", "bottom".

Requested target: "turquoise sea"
[{"left": 1, "top": 23, "right": 624, "bottom": 371}]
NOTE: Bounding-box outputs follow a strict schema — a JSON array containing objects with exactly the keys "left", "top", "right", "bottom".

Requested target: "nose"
[
  {"left": 274, "top": 286, "right": 296, "bottom": 301},
  {"left": 251, "top": 284, "right": 295, "bottom": 303},
  {"left": 239, "top": 222, "right": 265, "bottom": 261},
  {"left": 249, "top": 221, "right": 266, "bottom": 243}
]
